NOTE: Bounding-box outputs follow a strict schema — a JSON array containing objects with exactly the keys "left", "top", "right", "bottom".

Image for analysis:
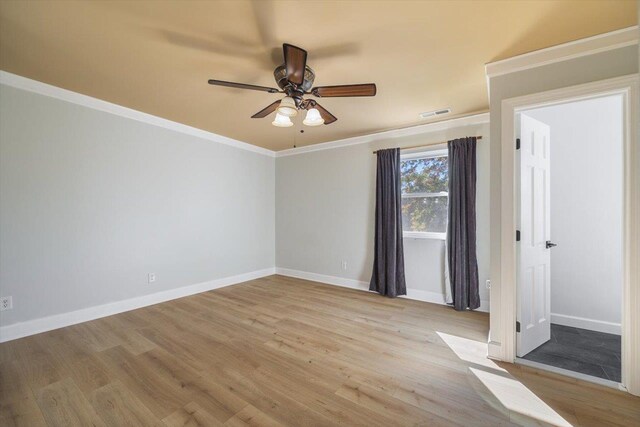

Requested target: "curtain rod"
[{"left": 372, "top": 136, "right": 483, "bottom": 154}]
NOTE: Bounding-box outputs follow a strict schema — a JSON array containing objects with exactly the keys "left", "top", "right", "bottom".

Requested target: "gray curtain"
[
  {"left": 447, "top": 137, "right": 480, "bottom": 310},
  {"left": 370, "top": 148, "right": 406, "bottom": 297}
]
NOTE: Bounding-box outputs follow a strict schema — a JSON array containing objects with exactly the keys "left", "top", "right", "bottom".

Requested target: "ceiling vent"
[{"left": 419, "top": 108, "right": 451, "bottom": 119}]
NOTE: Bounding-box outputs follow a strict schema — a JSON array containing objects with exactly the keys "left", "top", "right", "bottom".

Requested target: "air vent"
[{"left": 419, "top": 108, "right": 451, "bottom": 119}]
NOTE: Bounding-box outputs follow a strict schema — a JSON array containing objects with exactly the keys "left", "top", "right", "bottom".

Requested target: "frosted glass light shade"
[
  {"left": 277, "top": 96, "right": 298, "bottom": 117},
  {"left": 303, "top": 108, "right": 324, "bottom": 126},
  {"left": 272, "top": 113, "right": 293, "bottom": 127}
]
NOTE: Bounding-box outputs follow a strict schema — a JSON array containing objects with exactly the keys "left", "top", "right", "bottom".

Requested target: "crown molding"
[
  {"left": 0, "top": 71, "right": 489, "bottom": 158},
  {"left": 486, "top": 26, "right": 639, "bottom": 78},
  {"left": 275, "top": 112, "right": 490, "bottom": 157},
  {"left": 0, "top": 71, "right": 276, "bottom": 157}
]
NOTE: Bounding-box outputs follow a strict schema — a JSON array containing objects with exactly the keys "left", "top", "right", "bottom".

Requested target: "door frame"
[{"left": 495, "top": 74, "right": 639, "bottom": 395}]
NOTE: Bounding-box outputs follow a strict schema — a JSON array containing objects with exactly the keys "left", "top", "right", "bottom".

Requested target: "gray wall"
[
  {"left": 526, "top": 96, "right": 623, "bottom": 329},
  {"left": 276, "top": 122, "right": 490, "bottom": 305},
  {"left": 0, "top": 85, "right": 275, "bottom": 326},
  {"left": 488, "top": 45, "right": 638, "bottom": 344}
]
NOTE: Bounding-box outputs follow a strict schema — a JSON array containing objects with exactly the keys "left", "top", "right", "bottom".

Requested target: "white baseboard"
[
  {"left": 551, "top": 313, "right": 621, "bottom": 335},
  {"left": 275, "top": 267, "right": 489, "bottom": 312},
  {"left": 1, "top": 266, "right": 491, "bottom": 343},
  {"left": 0, "top": 267, "right": 276, "bottom": 343},
  {"left": 487, "top": 341, "right": 504, "bottom": 360},
  {"left": 275, "top": 267, "right": 370, "bottom": 291}
]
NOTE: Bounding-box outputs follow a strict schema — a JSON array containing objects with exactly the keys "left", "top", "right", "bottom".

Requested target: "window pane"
[
  {"left": 401, "top": 156, "right": 448, "bottom": 194},
  {"left": 402, "top": 196, "right": 448, "bottom": 233}
]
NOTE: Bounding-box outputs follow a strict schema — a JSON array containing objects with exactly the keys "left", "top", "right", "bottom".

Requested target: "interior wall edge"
[
  {"left": 0, "top": 267, "right": 276, "bottom": 343},
  {"left": 275, "top": 268, "right": 490, "bottom": 313}
]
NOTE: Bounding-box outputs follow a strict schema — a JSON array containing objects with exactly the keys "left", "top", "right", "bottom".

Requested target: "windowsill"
[{"left": 403, "top": 231, "right": 447, "bottom": 240}]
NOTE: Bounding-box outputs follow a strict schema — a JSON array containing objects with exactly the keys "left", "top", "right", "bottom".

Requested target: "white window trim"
[
  {"left": 401, "top": 191, "right": 448, "bottom": 198},
  {"left": 401, "top": 149, "right": 449, "bottom": 240},
  {"left": 403, "top": 231, "right": 447, "bottom": 240},
  {"left": 401, "top": 148, "right": 447, "bottom": 161}
]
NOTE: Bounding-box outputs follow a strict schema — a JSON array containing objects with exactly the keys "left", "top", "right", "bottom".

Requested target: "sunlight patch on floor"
[
  {"left": 436, "top": 331, "right": 506, "bottom": 372},
  {"left": 437, "top": 331, "right": 573, "bottom": 427},
  {"left": 470, "top": 368, "right": 572, "bottom": 427}
]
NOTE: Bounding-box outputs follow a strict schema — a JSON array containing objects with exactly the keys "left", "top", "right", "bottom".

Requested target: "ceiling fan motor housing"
[{"left": 274, "top": 64, "right": 315, "bottom": 93}]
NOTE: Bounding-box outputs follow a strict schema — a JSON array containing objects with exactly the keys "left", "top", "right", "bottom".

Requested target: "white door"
[{"left": 517, "top": 114, "right": 552, "bottom": 357}]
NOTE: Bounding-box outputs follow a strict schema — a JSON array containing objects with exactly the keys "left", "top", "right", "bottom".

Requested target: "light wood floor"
[{"left": 1, "top": 275, "right": 638, "bottom": 426}]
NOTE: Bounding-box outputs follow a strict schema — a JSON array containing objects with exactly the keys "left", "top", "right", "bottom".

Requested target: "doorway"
[{"left": 515, "top": 95, "right": 623, "bottom": 384}]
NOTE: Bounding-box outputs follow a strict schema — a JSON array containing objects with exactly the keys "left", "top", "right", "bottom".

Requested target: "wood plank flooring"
[{"left": 1, "top": 275, "right": 638, "bottom": 426}]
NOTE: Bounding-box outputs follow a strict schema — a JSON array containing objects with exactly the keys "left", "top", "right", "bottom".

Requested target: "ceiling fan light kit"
[
  {"left": 272, "top": 113, "right": 294, "bottom": 127},
  {"left": 303, "top": 108, "right": 324, "bottom": 126},
  {"left": 208, "top": 43, "right": 376, "bottom": 128},
  {"left": 277, "top": 96, "right": 298, "bottom": 117}
]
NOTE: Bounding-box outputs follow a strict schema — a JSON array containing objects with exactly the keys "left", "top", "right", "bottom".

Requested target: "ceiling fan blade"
[
  {"left": 251, "top": 100, "right": 281, "bottom": 118},
  {"left": 311, "top": 103, "right": 337, "bottom": 125},
  {"left": 208, "top": 79, "right": 280, "bottom": 93},
  {"left": 283, "top": 43, "right": 307, "bottom": 85},
  {"left": 311, "top": 84, "right": 377, "bottom": 97}
]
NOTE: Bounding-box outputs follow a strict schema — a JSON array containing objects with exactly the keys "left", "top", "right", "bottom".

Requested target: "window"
[{"left": 401, "top": 150, "right": 448, "bottom": 239}]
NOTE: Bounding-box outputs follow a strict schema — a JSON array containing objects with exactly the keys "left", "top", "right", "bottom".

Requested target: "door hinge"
[
  {"left": 516, "top": 230, "right": 521, "bottom": 241},
  {"left": 516, "top": 138, "right": 521, "bottom": 150},
  {"left": 516, "top": 321, "right": 521, "bottom": 333}
]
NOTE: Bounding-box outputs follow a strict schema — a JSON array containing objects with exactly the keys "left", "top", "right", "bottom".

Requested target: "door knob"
[{"left": 546, "top": 241, "right": 557, "bottom": 249}]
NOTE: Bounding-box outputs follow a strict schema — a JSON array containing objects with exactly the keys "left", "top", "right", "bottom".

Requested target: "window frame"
[{"left": 400, "top": 148, "right": 448, "bottom": 240}]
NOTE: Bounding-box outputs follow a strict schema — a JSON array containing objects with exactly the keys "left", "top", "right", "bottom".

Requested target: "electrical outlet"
[
  {"left": 341, "top": 260, "right": 347, "bottom": 270},
  {"left": 0, "top": 296, "right": 12, "bottom": 311},
  {"left": 148, "top": 273, "right": 156, "bottom": 284},
  {"left": 486, "top": 280, "right": 491, "bottom": 289}
]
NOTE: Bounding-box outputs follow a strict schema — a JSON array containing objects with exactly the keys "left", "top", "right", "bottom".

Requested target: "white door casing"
[
  {"left": 517, "top": 114, "right": 552, "bottom": 357},
  {"left": 496, "top": 74, "right": 639, "bottom": 395}
]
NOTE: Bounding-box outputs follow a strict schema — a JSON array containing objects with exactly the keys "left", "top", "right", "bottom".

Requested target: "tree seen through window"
[{"left": 401, "top": 155, "right": 448, "bottom": 233}]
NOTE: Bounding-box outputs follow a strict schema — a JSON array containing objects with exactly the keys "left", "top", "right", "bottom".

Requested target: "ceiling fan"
[{"left": 208, "top": 43, "right": 376, "bottom": 127}]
